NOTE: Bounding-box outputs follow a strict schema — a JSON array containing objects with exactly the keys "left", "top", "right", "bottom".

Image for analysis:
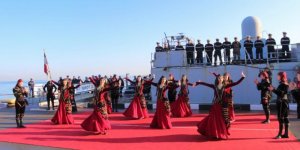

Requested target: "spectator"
[{"left": 28, "top": 78, "right": 35, "bottom": 98}]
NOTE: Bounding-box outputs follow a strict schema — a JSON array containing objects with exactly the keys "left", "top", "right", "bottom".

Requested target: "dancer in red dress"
[
  {"left": 171, "top": 75, "right": 193, "bottom": 117},
  {"left": 90, "top": 76, "right": 113, "bottom": 114},
  {"left": 51, "top": 79, "right": 80, "bottom": 125},
  {"left": 150, "top": 76, "right": 172, "bottom": 129},
  {"left": 123, "top": 75, "right": 150, "bottom": 119},
  {"left": 223, "top": 73, "right": 236, "bottom": 122},
  {"left": 81, "top": 77, "right": 112, "bottom": 135},
  {"left": 195, "top": 72, "right": 245, "bottom": 139},
  {"left": 211, "top": 72, "right": 236, "bottom": 122}
]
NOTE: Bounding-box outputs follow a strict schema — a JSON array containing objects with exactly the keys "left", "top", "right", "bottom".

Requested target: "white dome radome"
[{"left": 241, "top": 16, "right": 263, "bottom": 39}]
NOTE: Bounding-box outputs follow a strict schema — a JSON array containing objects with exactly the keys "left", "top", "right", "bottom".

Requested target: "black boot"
[
  {"left": 19, "top": 119, "right": 26, "bottom": 128},
  {"left": 16, "top": 119, "right": 20, "bottom": 128},
  {"left": 282, "top": 124, "right": 289, "bottom": 138},
  {"left": 275, "top": 123, "right": 283, "bottom": 139},
  {"left": 262, "top": 108, "right": 270, "bottom": 124}
]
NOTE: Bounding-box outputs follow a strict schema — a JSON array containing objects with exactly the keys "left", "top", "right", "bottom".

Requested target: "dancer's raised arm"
[
  {"left": 124, "top": 77, "right": 135, "bottom": 85},
  {"left": 225, "top": 71, "right": 245, "bottom": 88},
  {"left": 194, "top": 80, "right": 215, "bottom": 89}
]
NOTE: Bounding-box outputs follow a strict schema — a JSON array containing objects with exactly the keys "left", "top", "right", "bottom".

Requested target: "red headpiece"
[
  {"left": 278, "top": 72, "right": 287, "bottom": 82},
  {"left": 260, "top": 71, "right": 269, "bottom": 79},
  {"left": 17, "top": 79, "right": 23, "bottom": 83}
]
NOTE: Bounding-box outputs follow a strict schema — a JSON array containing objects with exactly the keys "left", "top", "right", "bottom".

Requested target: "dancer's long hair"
[
  {"left": 180, "top": 75, "right": 189, "bottom": 85},
  {"left": 158, "top": 76, "right": 167, "bottom": 86},
  {"left": 135, "top": 75, "right": 144, "bottom": 85},
  {"left": 214, "top": 75, "right": 223, "bottom": 86},
  {"left": 223, "top": 72, "right": 232, "bottom": 85}
]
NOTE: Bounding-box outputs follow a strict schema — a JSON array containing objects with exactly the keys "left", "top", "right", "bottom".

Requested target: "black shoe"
[
  {"left": 262, "top": 120, "right": 270, "bottom": 124},
  {"left": 281, "top": 134, "right": 289, "bottom": 138},
  {"left": 275, "top": 135, "right": 282, "bottom": 139},
  {"left": 16, "top": 119, "right": 20, "bottom": 128},
  {"left": 282, "top": 124, "right": 289, "bottom": 138},
  {"left": 20, "top": 120, "right": 26, "bottom": 128}
]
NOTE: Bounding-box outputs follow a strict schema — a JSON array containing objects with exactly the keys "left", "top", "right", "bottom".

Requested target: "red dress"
[
  {"left": 196, "top": 77, "right": 244, "bottom": 139},
  {"left": 150, "top": 83, "right": 172, "bottom": 129},
  {"left": 51, "top": 87, "right": 75, "bottom": 125},
  {"left": 81, "top": 85, "right": 111, "bottom": 133},
  {"left": 123, "top": 79, "right": 149, "bottom": 119},
  {"left": 171, "top": 83, "right": 193, "bottom": 117},
  {"left": 104, "top": 91, "right": 112, "bottom": 114},
  {"left": 89, "top": 77, "right": 112, "bottom": 114}
]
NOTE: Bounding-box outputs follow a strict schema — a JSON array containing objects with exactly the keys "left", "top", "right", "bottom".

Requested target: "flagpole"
[{"left": 44, "top": 49, "right": 52, "bottom": 81}]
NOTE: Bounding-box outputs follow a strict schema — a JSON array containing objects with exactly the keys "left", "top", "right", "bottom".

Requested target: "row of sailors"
[{"left": 155, "top": 32, "right": 290, "bottom": 65}]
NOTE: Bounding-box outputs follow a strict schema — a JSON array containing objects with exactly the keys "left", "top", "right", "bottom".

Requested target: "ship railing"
[{"left": 151, "top": 43, "right": 300, "bottom": 68}]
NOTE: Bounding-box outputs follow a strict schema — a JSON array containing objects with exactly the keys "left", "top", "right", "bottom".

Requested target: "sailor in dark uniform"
[
  {"left": 204, "top": 40, "right": 214, "bottom": 65},
  {"left": 175, "top": 41, "right": 185, "bottom": 51},
  {"left": 195, "top": 40, "right": 204, "bottom": 64},
  {"left": 232, "top": 37, "right": 241, "bottom": 63},
  {"left": 214, "top": 38, "right": 223, "bottom": 66},
  {"left": 13, "top": 79, "right": 28, "bottom": 128},
  {"left": 43, "top": 81, "right": 57, "bottom": 110},
  {"left": 185, "top": 39, "right": 195, "bottom": 64},
  {"left": 254, "top": 36, "right": 265, "bottom": 62},
  {"left": 281, "top": 32, "right": 290, "bottom": 59},
  {"left": 155, "top": 42, "right": 163, "bottom": 52},
  {"left": 266, "top": 34, "right": 276, "bottom": 59},
  {"left": 223, "top": 37, "right": 232, "bottom": 65},
  {"left": 163, "top": 42, "right": 170, "bottom": 52},
  {"left": 244, "top": 36, "right": 254, "bottom": 62}
]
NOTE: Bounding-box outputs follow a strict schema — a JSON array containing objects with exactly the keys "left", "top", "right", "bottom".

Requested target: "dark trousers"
[
  {"left": 214, "top": 51, "right": 223, "bottom": 65},
  {"left": 119, "top": 87, "right": 124, "bottom": 97},
  {"left": 46, "top": 94, "right": 55, "bottom": 110},
  {"left": 15, "top": 101, "right": 26, "bottom": 119},
  {"left": 276, "top": 100, "right": 289, "bottom": 123},
  {"left": 186, "top": 52, "right": 194, "bottom": 64},
  {"left": 262, "top": 102, "right": 270, "bottom": 121},
  {"left": 268, "top": 47, "right": 276, "bottom": 59},
  {"left": 111, "top": 92, "right": 119, "bottom": 112},
  {"left": 29, "top": 88, "right": 34, "bottom": 98},
  {"left": 282, "top": 46, "right": 290, "bottom": 59},
  {"left": 225, "top": 49, "right": 231, "bottom": 64},
  {"left": 276, "top": 100, "right": 289, "bottom": 136},
  {"left": 206, "top": 51, "right": 213, "bottom": 65},
  {"left": 196, "top": 52, "right": 203, "bottom": 64},
  {"left": 245, "top": 48, "right": 253, "bottom": 60},
  {"left": 256, "top": 49, "right": 263, "bottom": 60}
]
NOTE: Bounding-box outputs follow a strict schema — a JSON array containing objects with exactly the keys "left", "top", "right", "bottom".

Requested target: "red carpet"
[{"left": 0, "top": 112, "right": 299, "bottom": 150}]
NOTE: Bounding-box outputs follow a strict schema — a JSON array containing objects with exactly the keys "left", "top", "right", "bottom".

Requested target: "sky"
[{"left": 0, "top": 0, "right": 299, "bottom": 81}]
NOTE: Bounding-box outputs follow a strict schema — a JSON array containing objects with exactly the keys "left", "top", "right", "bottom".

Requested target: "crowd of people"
[
  {"left": 155, "top": 32, "right": 291, "bottom": 66},
  {"left": 12, "top": 68, "right": 300, "bottom": 140}
]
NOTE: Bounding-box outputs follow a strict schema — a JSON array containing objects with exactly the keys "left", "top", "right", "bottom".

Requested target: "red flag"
[{"left": 44, "top": 52, "right": 49, "bottom": 75}]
